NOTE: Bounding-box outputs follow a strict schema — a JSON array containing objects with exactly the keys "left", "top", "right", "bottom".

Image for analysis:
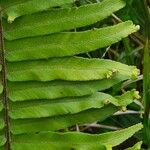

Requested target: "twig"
[
  {"left": 114, "top": 110, "right": 143, "bottom": 116},
  {"left": 121, "top": 75, "right": 143, "bottom": 92},
  {"left": 76, "top": 124, "right": 80, "bottom": 132},
  {"left": 82, "top": 123, "right": 121, "bottom": 131}
]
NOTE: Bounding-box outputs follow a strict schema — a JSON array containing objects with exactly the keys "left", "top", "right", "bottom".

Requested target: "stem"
[
  {"left": 114, "top": 110, "right": 143, "bottom": 116},
  {"left": 0, "top": 16, "right": 10, "bottom": 149},
  {"left": 141, "top": 0, "right": 150, "bottom": 147},
  {"left": 82, "top": 123, "right": 121, "bottom": 131},
  {"left": 143, "top": 39, "right": 150, "bottom": 147}
]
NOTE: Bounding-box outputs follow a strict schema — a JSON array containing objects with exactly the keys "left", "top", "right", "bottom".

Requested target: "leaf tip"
[
  {"left": 131, "top": 68, "right": 140, "bottom": 79},
  {"left": 7, "top": 16, "right": 15, "bottom": 23}
]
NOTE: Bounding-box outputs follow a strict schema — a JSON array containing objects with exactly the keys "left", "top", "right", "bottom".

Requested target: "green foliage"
[
  {"left": 9, "top": 91, "right": 137, "bottom": 119},
  {"left": 11, "top": 123, "right": 143, "bottom": 150},
  {"left": 7, "top": 76, "right": 132, "bottom": 101},
  {"left": 1, "top": 0, "right": 74, "bottom": 23},
  {"left": 5, "top": 21, "right": 139, "bottom": 61},
  {"left": 7, "top": 57, "right": 139, "bottom": 81},
  {"left": 0, "top": 0, "right": 142, "bottom": 149},
  {"left": 3, "top": 0, "right": 126, "bottom": 40}
]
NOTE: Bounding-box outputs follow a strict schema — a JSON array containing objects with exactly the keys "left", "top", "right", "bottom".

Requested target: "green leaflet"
[
  {"left": 0, "top": 0, "right": 143, "bottom": 148},
  {"left": 9, "top": 90, "right": 138, "bottom": 119},
  {"left": 8, "top": 75, "right": 128, "bottom": 102},
  {"left": 7, "top": 57, "right": 140, "bottom": 82},
  {"left": 10, "top": 105, "right": 117, "bottom": 134},
  {"left": 115, "top": 90, "right": 140, "bottom": 106},
  {"left": 11, "top": 123, "right": 143, "bottom": 149},
  {"left": 3, "top": 0, "right": 126, "bottom": 40},
  {"left": 0, "top": 0, "right": 74, "bottom": 23},
  {"left": 125, "top": 142, "right": 142, "bottom": 150},
  {"left": 9, "top": 92, "right": 118, "bottom": 119},
  {"left": 5, "top": 21, "right": 139, "bottom": 62},
  {"left": 11, "top": 143, "right": 107, "bottom": 150}
]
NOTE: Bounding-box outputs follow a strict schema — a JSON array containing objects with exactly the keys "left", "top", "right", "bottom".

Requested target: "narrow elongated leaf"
[
  {"left": 11, "top": 123, "right": 142, "bottom": 149},
  {"left": 10, "top": 105, "right": 117, "bottom": 134},
  {"left": 115, "top": 90, "right": 140, "bottom": 106},
  {"left": 3, "top": 0, "right": 126, "bottom": 40},
  {"left": 9, "top": 92, "right": 117, "bottom": 119},
  {"left": 8, "top": 75, "right": 129, "bottom": 101},
  {"left": 1, "top": 0, "right": 74, "bottom": 22},
  {"left": 7, "top": 57, "right": 139, "bottom": 82},
  {"left": 9, "top": 90, "right": 138, "bottom": 119},
  {"left": 5, "top": 21, "right": 139, "bottom": 62},
  {"left": 125, "top": 142, "right": 142, "bottom": 150},
  {"left": 11, "top": 143, "right": 107, "bottom": 150}
]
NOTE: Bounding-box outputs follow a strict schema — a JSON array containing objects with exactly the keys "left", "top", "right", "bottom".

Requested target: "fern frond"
[
  {"left": 3, "top": 0, "right": 126, "bottom": 39},
  {"left": 0, "top": 0, "right": 142, "bottom": 149},
  {"left": 11, "top": 123, "right": 143, "bottom": 149},
  {"left": 8, "top": 75, "right": 129, "bottom": 101},
  {"left": 9, "top": 90, "right": 138, "bottom": 119},
  {"left": 11, "top": 105, "right": 117, "bottom": 134},
  {"left": 1, "top": 0, "right": 74, "bottom": 23},
  {"left": 7, "top": 57, "right": 139, "bottom": 82},
  {"left": 5, "top": 21, "right": 139, "bottom": 62},
  {"left": 10, "top": 90, "right": 138, "bottom": 134}
]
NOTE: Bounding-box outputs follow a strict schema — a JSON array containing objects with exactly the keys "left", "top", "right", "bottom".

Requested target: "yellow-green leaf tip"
[
  {"left": 131, "top": 68, "right": 140, "bottom": 79},
  {"left": 8, "top": 16, "right": 15, "bottom": 23},
  {"left": 121, "top": 106, "right": 127, "bottom": 112},
  {"left": 133, "top": 90, "right": 141, "bottom": 99}
]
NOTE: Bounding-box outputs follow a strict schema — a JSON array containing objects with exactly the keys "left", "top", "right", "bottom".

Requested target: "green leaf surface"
[
  {"left": 3, "top": 0, "right": 126, "bottom": 40},
  {"left": 5, "top": 21, "right": 139, "bottom": 62},
  {"left": 0, "top": 0, "right": 74, "bottom": 22},
  {"left": 8, "top": 75, "right": 128, "bottom": 102},
  {"left": 11, "top": 143, "right": 107, "bottom": 150},
  {"left": 9, "top": 92, "right": 117, "bottom": 119},
  {"left": 9, "top": 90, "right": 137, "bottom": 119},
  {"left": 7, "top": 57, "right": 139, "bottom": 82},
  {"left": 11, "top": 123, "right": 143, "bottom": 149},
  {"left": 10, "top": 105, "right": 117, "bottom": 134}
]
